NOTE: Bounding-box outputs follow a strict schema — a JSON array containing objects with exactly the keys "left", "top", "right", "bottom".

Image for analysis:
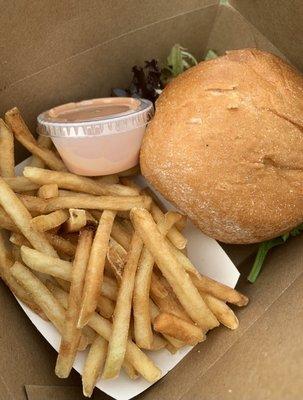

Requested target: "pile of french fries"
[{"left": 0, "top": 108, "right": 249, "bottom": 397}]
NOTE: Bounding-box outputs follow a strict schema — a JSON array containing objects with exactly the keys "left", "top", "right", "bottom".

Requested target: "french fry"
[
  {"left": 150, "top": 273, "right": 191, "bottom": 323},
  {"left": 154, "top": 313, "right": 205, "bottom": 346},
  {"left": 149, "top": 301, "right": 184, "bottom": 348},
  {"left": 9, "top": 232, "right": 30, "bottom": 247},
  {"left": 44, "top": 194, "right": 152, "bottom": 213},
  {"left": 122, "top": 360, "right": 139, "bottom": 380},
  {"left": 85, "top": 211, "right": 98, "bottom": 226},
  {"left": 17, "top": 194, "right": 48, "bottom": 215},
  {"left": 200, "top": 294, "right": 239, "bottom": 330},
  {"left": 130, "top": 208, "right": 218, "bottom": 331},
  {"left": 0, "top": 207, "right": 19, "bottom": 232},
  {"left": 150, "top": 202, "right": 187, "bottom": 250},
  {"left": 0, "top": 231, "right": 47, "bottom": 320},
  {"left": 47, "top": 233, "right": 76, "bottom": 256},
  {"left": 45, "top": 281, "right": 96, "bottom": 348},
  {"left": 150, "top": 334, "right": 167, "bottom": 351},
  {"left": 134, "top": 211, "right": 184, "bottom": 349},
  {"left": 64, "top": 209, "right": 87, "bottom": 233},
  {"left": 101, "top": 277, "right": 118, "bottom": 301},
  {"left": 111, "top": 220, "right": 131, "bottom": 250},
  {"left": 78, "top": 210, "right": 116, "bottom": 328},
  {"left": 95, "top": 174, "right": 119, "bottom": 184},
  {"left": 30, "top": 135, "right": 53, "bottom": 168},
  {"left": 11, "top": 262, "right": 66, "bottom": 332},
  {"left": 0, "top": 119, "right": 15, "bottom": 177},
  {"left": 3, "top": 177, "right": 39, "bottom": 192},
  {"left": 96, "top": 295, "right": 115, "bottom": 319},
  {"left": 166, "top": 241, "right": 249, "bottom": 306},
  {"left": 143, "top": 187, "right": 188, "bottom": 242},
  {"left": 30, "top": 210, "right": 69, "bottom": 232},
  {"left": 11, "top": 243, "right": 23, "bottom": 262},
  {"left": 82, "top": 336, "right": 108, "bottom": 397},
  {"left": 38, "top": 183, "right": 59, "bottom": 199},
  {"left": 21, "top": 245, "right": 72, "bottom": 280},
  {"left": 56, "top": 229, "right": 94, "bottom": 378},
  {"left": 107, "top": 239, "right": 127, "bottom": 281},
  {"left": 166, "top": 343, "right": 178, "bottom": 354},
  {"left": 149, "top": 300, "right": 184, "bottom": 349},
  {"left": 20, "top": 246, "right": 118, "bottom": 301},
  {"left": 50, "top": 284, "right": 161, "bottom": 382},
  {"left": 23, "top": 167, "right": 139, "bottom": 196},
  {"left": 103, "top": 233, "right": 143, "bottom": 379},
  {"left": 5, "top": 108, "right": 66, "bottom": 171},
  {"left": 0, "top": 178, "right": 57, "bottom": 257}
]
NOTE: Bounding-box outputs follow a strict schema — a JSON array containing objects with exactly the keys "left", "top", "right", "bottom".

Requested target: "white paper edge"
[{"left": 14, "top": 158, "right": 240, "bottom": 400}]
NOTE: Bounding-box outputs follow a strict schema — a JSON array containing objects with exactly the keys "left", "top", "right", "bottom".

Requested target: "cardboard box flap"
[
  {"left": 230, "top": 0, "right": 303, "bottom": 69},
  {"left": 205, "top": 3, "right": 287, "bottom": 60},
  {"left": 180, "top": 236, "right": 303, "bottom": 399},
  {"left": 25, "top": 385, "right": 86, "bottom": 400},
  {"left": 0, "top": 0, "right": 218, "bottom": 93},
  {"left": 0, "top": 4, "right": 218, "bottom": 163}
]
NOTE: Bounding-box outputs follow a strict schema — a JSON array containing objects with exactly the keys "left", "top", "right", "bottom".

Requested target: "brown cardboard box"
[{"left": 0, "top": 1, "right": 302, "bottom": 399}]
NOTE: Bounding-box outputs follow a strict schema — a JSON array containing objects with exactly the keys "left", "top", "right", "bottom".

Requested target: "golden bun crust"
[{"left": 140, "top": 49, "right": 303, "bottom": 244}]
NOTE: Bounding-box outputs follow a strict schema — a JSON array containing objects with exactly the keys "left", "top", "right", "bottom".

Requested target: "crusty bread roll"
[{"left": 140, "top": 49, "right": 303, "bottom": 244}]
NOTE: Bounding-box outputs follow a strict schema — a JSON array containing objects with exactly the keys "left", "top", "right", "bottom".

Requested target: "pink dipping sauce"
[{"left": 37, "top": 98, "right": 153, "bottom": 176}]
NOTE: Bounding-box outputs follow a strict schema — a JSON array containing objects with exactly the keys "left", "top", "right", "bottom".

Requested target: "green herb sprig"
[{"left": 248, "top": 223, "right": 303, "bottom": 283}]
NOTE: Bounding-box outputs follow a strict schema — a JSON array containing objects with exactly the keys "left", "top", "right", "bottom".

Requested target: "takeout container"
[
  {"left": 0, "top": 1, "right": 302, "bottom": 400},
  {"left": 37, "top": 98, "right": 153, "bottom": 176}
]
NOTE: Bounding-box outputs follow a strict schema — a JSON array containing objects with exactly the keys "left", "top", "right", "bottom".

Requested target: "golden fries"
[
  {"left": 38, "top": 183, "right": 59, "bottom": 199},
  {"left": 0, "top": 207, "right": 19, "bottom": 232},
  {"left": 103, "top": 233, "right": 143, "bottom": 379},
  {"left": 106, "top": 239, "right": 127, "bottom": 281},
  {"left": 149, "top": 301, "right": 184, "bottom": 349},
  {"left": 100, "top": 277, "right": 118, "bottom": 301},
  {"left": 150, "top": 201, "right": 187, "bottom": 250},
  {"left": 31, "top": 210, "right": 69, "bottom": 232},
  {"left": 133, "top": 211, "right": 184, "bottom": 349},
  {"left": 111, "top": 220, "right": 131, "bottom": 250},
  {"left": 5, "top": 108, "right": 66, "bottom": 171},
  {"left": 23, "top": 167, "right": 139, "bottom": 196},
  {"left": 17, "top": 194, "right": 47, "bottom": 215},
  {"left": 3, "top": 177, "right": 38, "bottom": 192},
  {"left": 150, "top": 273, "right": 192, "bottom": 322},
  {"left": 51, "top": 285, "right": 161, "bottom": 382},
  {"left": 0, "top": 230, "right": 47, "bottom": 319},
  {"left": 56, "top": 229, "right": 94, "bottom": 378},
  {"left": 30, "top": 135, "right": 53, "bottom": 168},
  {"left": 78, "top": 210, "right": 116, "bottom": 328},
  {"left": 0, "top": 112, "right": 249, "bottom": 395},
  {"left": 10, "top": 262, "right": 66, "bottom": 332},
  {"left": 43, "top": 194, "right": 151, "bottom": 213},
  {"left": 130, "top": 208, "right": 218, "bottom": 331},
  {"left": 64, "top": 209, "right": 87, "bottom": 233},
  {"left": 82, "top": 336, "right": 108, "bottom": 397},
  {"left": 0, "top": 178, "right": 57, "bottom": 257},
  {"left": 0, "top": 119, "right": 15, "bottom": 177},
  {"left": 200, "top": 294, "right": 239, "bottom": 330},
  {"left": 46, "top": 233, "right": 76, "bottom": 256},
  {"left": 21, "top": 246, "right": 72, "bottom": 280},
  {"left": 96, "top": 295, "right": 115, "bottom": 319},
  {"left": 154, "top": 313, "right": 205, "bottom": 345},
  {"left": 166, "top": 241, "right": 249, "bottom": 306}
]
